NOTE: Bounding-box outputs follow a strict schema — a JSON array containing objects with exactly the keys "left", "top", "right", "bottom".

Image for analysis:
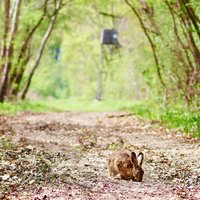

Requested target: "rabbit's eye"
[{"left": 126, "top": 163, "right": 132, "bottom": 168}]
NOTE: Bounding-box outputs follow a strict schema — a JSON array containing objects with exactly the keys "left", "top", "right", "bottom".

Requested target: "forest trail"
[{"left": 0, "top": 112, "right": 200, "bottom": 199}]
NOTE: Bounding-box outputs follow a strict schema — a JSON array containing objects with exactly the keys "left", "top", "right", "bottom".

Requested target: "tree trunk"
[
  {"left": 95, "top": 45, "right": 103, "bottom": 101},
  {"left": 0, "top": 0, "right": 22, "bottom": 102},
  {"left": 0, "top": 0, "right": 10, "bottom": 78},
  {"left": 21, "top": 0, "right": 63, "bottom": 100},
  {"left": 10, "top": 0, "right": 49, "bottom": 97},
  {"left": 180, "top": 0, "right": 200, "bottom": 40},
  {"left": 124, "top": 0, "right": 165, "bottom": 87}
]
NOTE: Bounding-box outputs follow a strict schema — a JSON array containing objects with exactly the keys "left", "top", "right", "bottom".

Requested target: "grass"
[
  {"left": 0, "top": 98, "right": 134, "bottom": 114},
  {"left": 122, "top": 102, "right": 200, "bottom": 138},
  {"left": 0, "top": 98, "right": 199, "bottom": 137},
  {"left": 0, "top": 101, "right": 54, "bottom": 115}
]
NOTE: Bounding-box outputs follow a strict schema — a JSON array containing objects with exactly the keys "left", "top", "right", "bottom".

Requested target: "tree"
[
  {"left": 0, "top": 0, "right": 66, "bottom": 102},
  {"left": 124, "top": 0, "right": 200, "bottom": 106}
]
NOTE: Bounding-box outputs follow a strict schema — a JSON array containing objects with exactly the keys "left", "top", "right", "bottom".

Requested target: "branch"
[
  {"left": 0, "top": 0, "right": 10, "bottom": 63},
  {"left": 21, "top": 0, "right": 63, "bottom": 99},
  {"left": 9, "top": 0, "right": 49, "bottom": 85},
  {"left": 124, "top": 0, "right": 165, "bottom": 87},
  {"left": 9, "top": 0, "right": 50, "bottom": 95},
  {"left": 177, "top": 0, "right": 200, "bottom": 68},
  {"left": 62, "top": 0, "right": 73, "bottom": 7},
  {"left": 180, "top": 0, "right": 200, "bottom": 40},
  {"left": 17, "top": 0, "right": 49, "bottom": 63},
  {"left": 0, "top": 0, "right": 21, "bottom": 102},
  {"left": 99, "top": 11, "right": 122, "bottom": 19},
  {"left": 164, "top": 0, "right": 194, "bottom": 70}
]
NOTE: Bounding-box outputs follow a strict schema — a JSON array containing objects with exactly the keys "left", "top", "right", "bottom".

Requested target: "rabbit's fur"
[{"left": 108, "top": 151, "right": 144, "bottom": 182}]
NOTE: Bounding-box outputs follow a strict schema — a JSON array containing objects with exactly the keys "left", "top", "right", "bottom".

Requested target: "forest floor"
[{"left": 0, "top": 111, "right": 200, "bottom": 200}]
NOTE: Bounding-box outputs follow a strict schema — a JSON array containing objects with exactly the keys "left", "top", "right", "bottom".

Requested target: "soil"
[{"left": 0, "top": 111, "right": 200, "bottom": 199}]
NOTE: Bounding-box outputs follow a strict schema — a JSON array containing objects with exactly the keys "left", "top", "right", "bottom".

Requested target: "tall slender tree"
[{"left": 0, "top": 0, "right": 66, "bottom": 102}]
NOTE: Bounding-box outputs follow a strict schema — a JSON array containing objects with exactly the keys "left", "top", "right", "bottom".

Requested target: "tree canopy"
[{"left": 0, "top": 0, "right": 199, "bottom": 109}]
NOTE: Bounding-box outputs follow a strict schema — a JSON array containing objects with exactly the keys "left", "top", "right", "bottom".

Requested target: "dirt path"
[{"left": 0, "top": 112, "right": 200, "bottom": 199}]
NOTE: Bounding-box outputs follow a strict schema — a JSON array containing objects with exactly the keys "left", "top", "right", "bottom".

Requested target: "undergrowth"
[
  {"left": 122, "top": 102, "right": 200, "bottom": 138},
  {"left": 0, "top": 101, "right": 57, "bottom": 114}
]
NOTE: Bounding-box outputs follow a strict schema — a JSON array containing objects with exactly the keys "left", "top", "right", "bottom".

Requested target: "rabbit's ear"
[
  {"left": 131, "top": 152, "right": 138, "bottom": 165},
  {"left": 137, "top": 152, "right": 144, "bottom": 167}
]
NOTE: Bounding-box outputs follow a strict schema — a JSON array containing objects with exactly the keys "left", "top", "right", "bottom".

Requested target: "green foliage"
[
  {"left": 32, "top": 0, "right": 155, "bottom": 100},
  {"left": 124, "top": 101, "right": 200, "bottom": 138},
  {"left": 0, "top": 138, "right": 13, "bottom": 150},
  {"left": 160, "top": 110, "right": 200, "bottom": 137},
  {"left": 0, "top": 99, "right": 132, "bottom": 114},
  {"left": 0, "top": 101, "right": 55, "bottom": 115}
]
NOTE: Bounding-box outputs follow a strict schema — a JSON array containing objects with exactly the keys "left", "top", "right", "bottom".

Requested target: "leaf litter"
[{"left": 0, "top": 112, "right": 199, "bottom": 199}]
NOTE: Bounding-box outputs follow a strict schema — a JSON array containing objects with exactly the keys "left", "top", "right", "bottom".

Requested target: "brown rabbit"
[{"left": 108, "top": 151, "right": 144, "bottom": 182}]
